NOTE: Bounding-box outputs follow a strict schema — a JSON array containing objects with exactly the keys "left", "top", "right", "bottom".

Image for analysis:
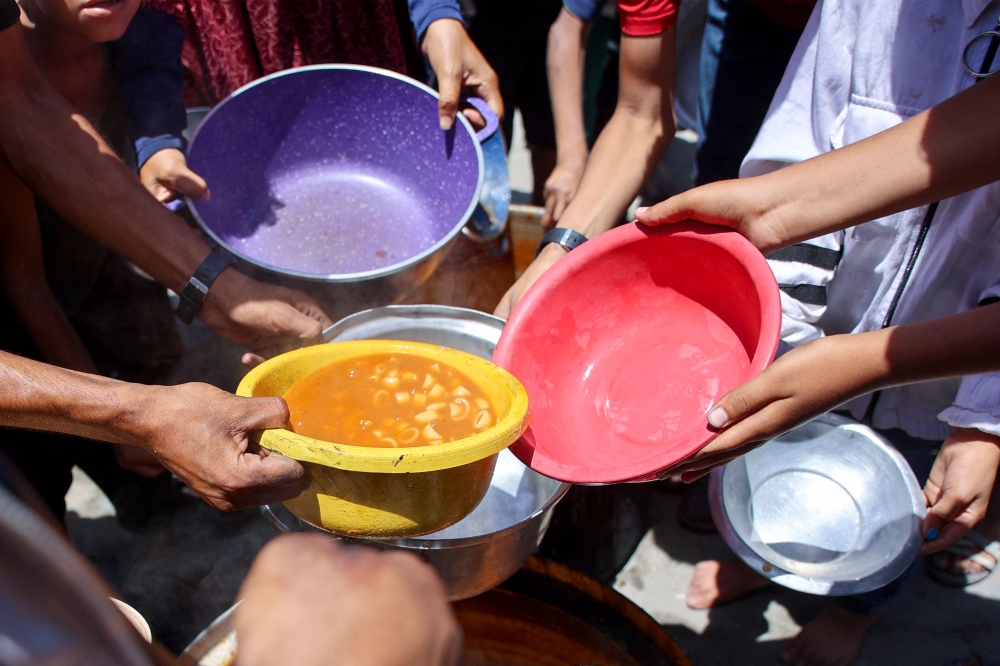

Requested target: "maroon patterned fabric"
[{"left": 144, "top": 0, "right": 407, "bottom": 106}]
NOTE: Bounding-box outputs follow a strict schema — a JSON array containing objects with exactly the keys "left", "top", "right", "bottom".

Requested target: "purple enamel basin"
[{"left": 186, "top": 65, "right": 484, "bottom": 281}]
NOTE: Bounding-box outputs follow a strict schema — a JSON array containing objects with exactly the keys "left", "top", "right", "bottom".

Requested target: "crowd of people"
[{"left": 1, "top": 0, "right": 999, "bottom": 664}]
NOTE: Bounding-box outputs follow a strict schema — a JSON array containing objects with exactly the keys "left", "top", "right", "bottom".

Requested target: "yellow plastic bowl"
[{"left": 236, "top": 340, "right": 529, "bottom": 538}]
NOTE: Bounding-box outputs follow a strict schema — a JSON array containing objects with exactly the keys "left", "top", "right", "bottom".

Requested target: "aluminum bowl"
[
  {"left": 262, "top": 304, "right": 570, "bottom": 599},
  {"left": 710, "top": 412, "right": 926, "bottom": 595}
]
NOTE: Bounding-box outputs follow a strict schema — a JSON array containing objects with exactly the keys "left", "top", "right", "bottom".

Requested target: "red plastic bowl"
[{"left": 493, "top": 222, "right": 781, "bottom": 484}]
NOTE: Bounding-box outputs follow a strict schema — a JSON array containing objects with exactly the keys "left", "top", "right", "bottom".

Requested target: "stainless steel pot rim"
[
  {"left": 710, "top": 412, "right": 926, "bottom": 596},
  {"left": 322, "top": 304, "right": 507, "bottom": 342},
  {"left": 185, "top": 64, "right": 486, "bottom": 284},
  {"left": 262, "top": 477, "right": 570, "bottom": 549}
]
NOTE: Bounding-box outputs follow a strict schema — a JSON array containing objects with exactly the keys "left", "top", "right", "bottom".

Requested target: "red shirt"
[{"left": 618, "top": 0, "right": 680, "bottom": 36}]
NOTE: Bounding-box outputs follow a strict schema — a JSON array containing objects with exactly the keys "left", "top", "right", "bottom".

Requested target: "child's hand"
[
  {"left": 139, "top": 148, "right": 210, "bottom": 204},
  {"left": 921, "top": 428, "right": 1000, "bottom": 554},
  {"left": 662, "top": 333, "right": 886, "bottom": 482}
]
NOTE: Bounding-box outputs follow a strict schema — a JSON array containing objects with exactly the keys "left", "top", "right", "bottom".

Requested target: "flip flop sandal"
[{"left": 927, "top": 530, "right": 1000, "bottom": 587}]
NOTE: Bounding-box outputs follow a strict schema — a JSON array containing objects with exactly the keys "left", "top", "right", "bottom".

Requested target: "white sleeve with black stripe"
[
  {"left": 938, "top": 284, "right": 1000, "bottom": 437},
  {"left": 766, "top": 231, "right": 845, "bottom": 347}
]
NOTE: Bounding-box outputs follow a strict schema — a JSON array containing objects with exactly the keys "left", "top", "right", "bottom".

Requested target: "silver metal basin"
[
  {"left": 710, "top": 412, "right": 926, "bottom": 595},
  {"left": 264, "top": 304, "right": 570, "bottom": 600}
]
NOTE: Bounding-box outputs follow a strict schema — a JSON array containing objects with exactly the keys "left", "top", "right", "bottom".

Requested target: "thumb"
[
  {"left": 437, "top": 67, "right": 462, "bottom": 131},
  {"left": 241, "top": 396, "right": 291, "bottom": 432},
  {"left": 705, "top": 379, "right": 770, "bottom": 430},
  {"left": 920, "top": 485, "right": 970, "bottom": 553},
  {"left": 167, "top": 166, "right": 210, "bottom": 201}
]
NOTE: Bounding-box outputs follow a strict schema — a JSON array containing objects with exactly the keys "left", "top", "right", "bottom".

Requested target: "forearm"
[
  {"left": 556, "top": 104, "right": 672, "bottom": 238},
  {"left": 744, "top": 73, "right": 1000, "bottom": 249},
  {"left": 554, "top": 33, "right": 674, "bottom": 238},
  {"left": 547, "top": 8, "right": 590, "bottom": 169},
  {"left": 0, "top": 351, "right": 153, "bottom": 446},
  {"left": 0, "top": 26, "right": 209, "bottom": 293},
  {"left": 834, "top": 304, "right": 1000, "bottom": 395}
]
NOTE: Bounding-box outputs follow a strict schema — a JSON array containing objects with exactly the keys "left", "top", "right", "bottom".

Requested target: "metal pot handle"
[{"left": 462, "top": 96, "right": 500, "bottom": 143}]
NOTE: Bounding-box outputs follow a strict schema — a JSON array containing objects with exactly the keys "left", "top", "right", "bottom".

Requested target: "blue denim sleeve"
[
  {"left": 563, "top": 0, "right": 604, "bottom": 22},
  {"left": 407, "top": 0, "right": 464, "bottom": 39},
  {"left": 109, "top": 8, "right": 187, "bottom": 169}
]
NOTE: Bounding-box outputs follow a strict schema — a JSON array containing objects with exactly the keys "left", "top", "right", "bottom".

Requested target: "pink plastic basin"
[{"left": 493, "top": 222, "right": 781, "bottom": 484}]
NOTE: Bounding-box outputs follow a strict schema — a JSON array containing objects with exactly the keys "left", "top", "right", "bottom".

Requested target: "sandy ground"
[{"left": 62, "top": 116, "right": 1000, "bottom": 664}]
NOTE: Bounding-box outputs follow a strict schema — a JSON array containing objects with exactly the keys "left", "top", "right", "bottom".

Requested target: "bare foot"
[
  {"left": 686, "top": 558, "right": 772, "bottom": 609},
  {"left": 778, "top": 602, "right": 880, "bottom": 666}
]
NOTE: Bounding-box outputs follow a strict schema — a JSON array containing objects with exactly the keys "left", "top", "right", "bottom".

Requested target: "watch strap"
[
  {"left": 535, "top": 228, "right": 588, "bottom": 258},
  {"left": 176, "top": 248, "right": 236, "bottom": 325}
]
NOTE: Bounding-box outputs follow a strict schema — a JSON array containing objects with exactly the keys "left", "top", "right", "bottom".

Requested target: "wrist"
[
  {"left": 838, "top": 329, "right": 895, "bottom": 392},
  {"left": 420, "top": 17, "right": 464, "bottom": 51},
  {"left": 555, "top": 148, "right": 588, "bottom": 170},
  {"left": 98, "top": 379, "right": 161, "bottom": 451}
]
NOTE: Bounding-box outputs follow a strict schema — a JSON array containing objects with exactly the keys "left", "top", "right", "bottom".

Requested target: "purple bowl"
[{"left": 186, "top": 65, "right": 484, "bottom": 281}]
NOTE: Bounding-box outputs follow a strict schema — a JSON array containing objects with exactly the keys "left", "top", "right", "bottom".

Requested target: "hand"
[
  {"left": 634, "top": 179, "right": 787, "bottom": 254},
  {"left": 663, "top": 334, "right": 886, "bottom": 482},
  {"left": 136, "top": 383, "right": 307, "bottom": 511},
  {"left": 112, "top": 443, "right": 165, "bottom": 477},
  {"left": 235, "top": 535, "right": 462, "bottom": 666},
  {"left": 542, "top": 159, "right": 586, "bottom": 227},
  {"left": 199, "top": 268, "right": 332, "bottom": 366},
  {"left": 494, "top": 241, "right": 568, "bottom": 319},
  {"left": 921, "top": 428, "right": 1000, "bottom": 554},
  {"left": 421, "top": 18, "right": 503, "bottom": 131},
  {"left": 139, "top": 148, "right": 210, "bottom": 204}
]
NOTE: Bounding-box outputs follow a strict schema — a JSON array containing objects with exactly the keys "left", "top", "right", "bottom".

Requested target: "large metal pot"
[
  {"left": 262, "top": 305, "right": 570, "bottom": 599},
  {"left": 185, "top": 66, "right": 503, "bottom": 320}
]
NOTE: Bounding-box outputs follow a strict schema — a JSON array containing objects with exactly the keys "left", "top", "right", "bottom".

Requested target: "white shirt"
[{"left": 742, "top": 0, "right": 1000, "bottom": 441}]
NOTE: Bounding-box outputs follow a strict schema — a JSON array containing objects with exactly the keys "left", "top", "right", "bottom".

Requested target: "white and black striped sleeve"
[{"left": 765, "top": 231, "right": 844, "bottom": 346}]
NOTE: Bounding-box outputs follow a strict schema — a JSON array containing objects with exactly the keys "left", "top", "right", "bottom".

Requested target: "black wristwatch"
[
  {"left": 176, "top": 248, "right": 236, "bottom": 325},
  {"left": 535, "top": 228, "right": 588, "bottom": 258}
]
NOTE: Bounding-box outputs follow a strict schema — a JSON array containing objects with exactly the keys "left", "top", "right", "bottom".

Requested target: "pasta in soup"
[{"left": 283, "top": 353, "right": 497, "bottom": 448}]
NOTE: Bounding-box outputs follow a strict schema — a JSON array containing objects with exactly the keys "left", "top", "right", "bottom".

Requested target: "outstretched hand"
[
  {"left": 921, "top": 428, "right": 1000, "bottom": 554},
  {"left": 421, "top": 18, "right": 503, "bottom": 131},
  {"left": 663, "top": 334, "right": 885, "bottom": 482},
  {"left": 138, "top": 383, "right": 307, "bottom": 511},
  {"left": 200, "top": 268, "right": 332, "bottom": 366}
]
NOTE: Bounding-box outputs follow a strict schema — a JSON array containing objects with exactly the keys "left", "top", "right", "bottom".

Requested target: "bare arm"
[
  {"left": 543, "top": 7, "right": 592, "bottom": 226},
  {"left": 636, "top": 72, "right": 1000, "bottom": 252},
  {"left": 0, "top": 350, "right": 306, "bottom": 510},
  {"left": 496, "top": 30, "right": 676, "bottom": 317},
  {"left": 0, "top": 159, "right": 97, "bottom": 374},
  {"left": 0, "top": 23, "right": 331, "bottom": 358},
  {"left": 668, "top": 302, "right": 1000, "bottom": 480}
]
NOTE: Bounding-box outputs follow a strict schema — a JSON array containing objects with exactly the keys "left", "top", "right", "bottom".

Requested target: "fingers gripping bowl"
[{"left": 237, "top": 341, "right": 529, "bottom": 538}]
